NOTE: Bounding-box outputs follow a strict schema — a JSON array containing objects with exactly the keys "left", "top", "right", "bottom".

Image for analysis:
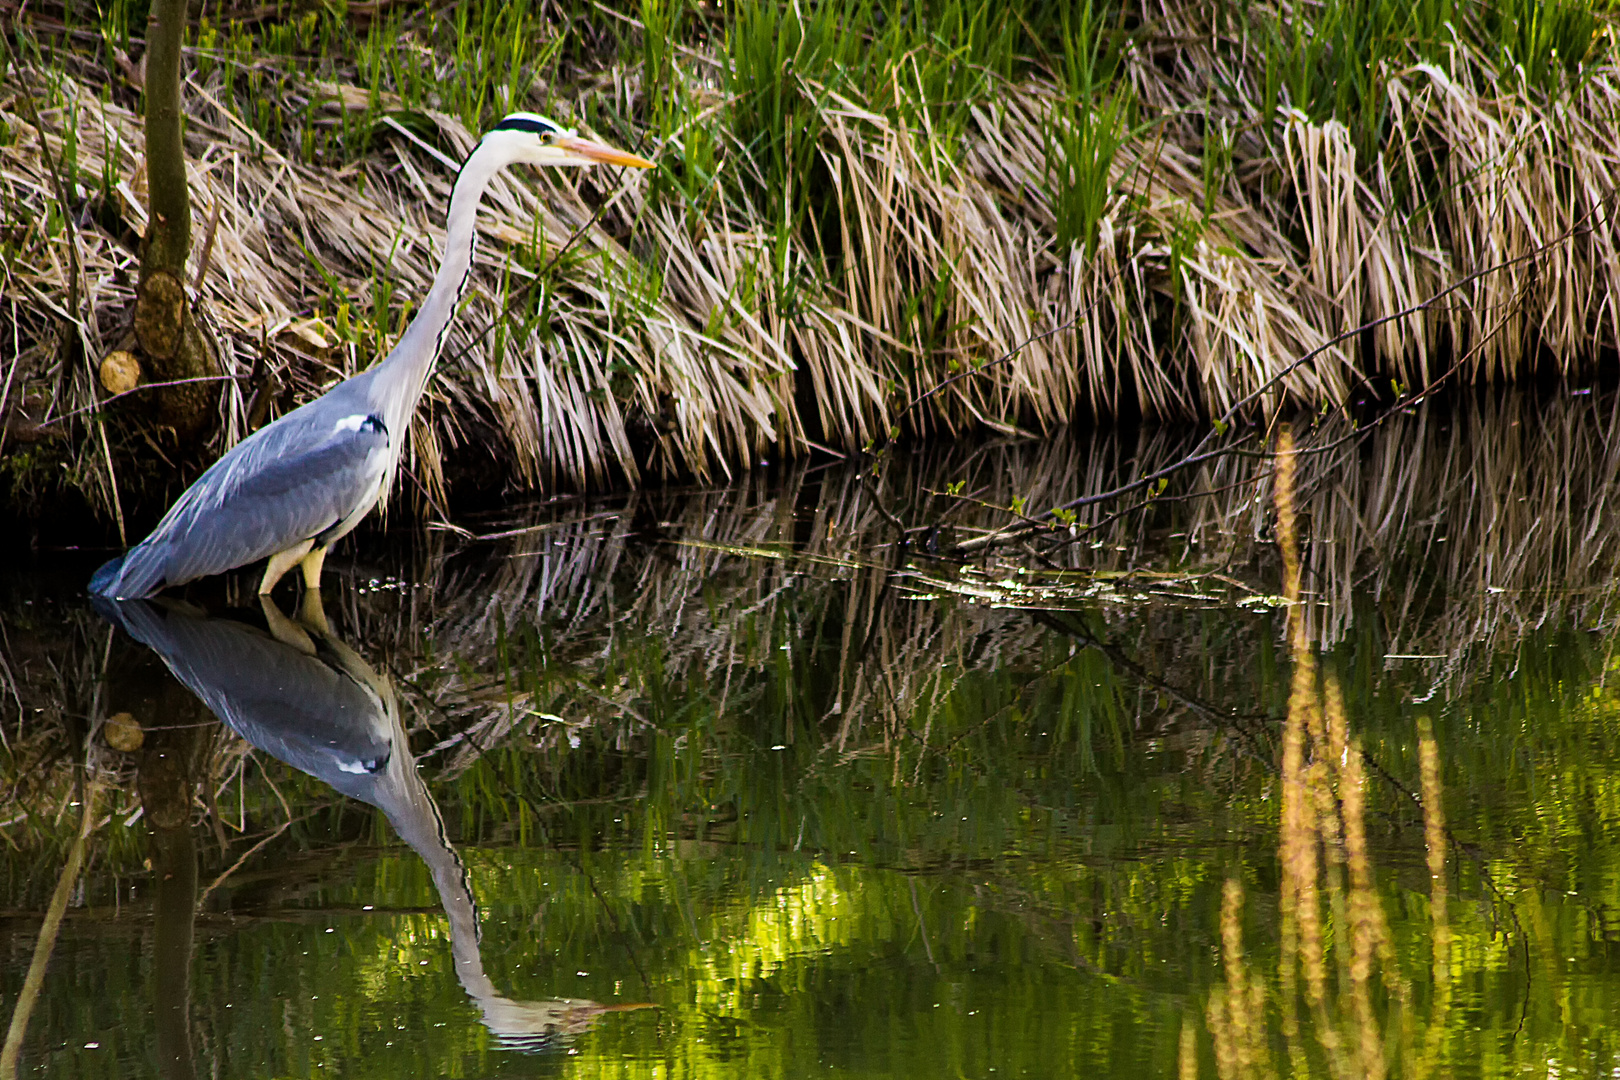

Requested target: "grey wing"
[{"left": 97, "top": 414, "right": 390, "bottom": 597}]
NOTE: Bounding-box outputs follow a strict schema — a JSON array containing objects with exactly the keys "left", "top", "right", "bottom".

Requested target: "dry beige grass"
[{"left": 2, "top": 25, "right": 1619, "bottom": 515}]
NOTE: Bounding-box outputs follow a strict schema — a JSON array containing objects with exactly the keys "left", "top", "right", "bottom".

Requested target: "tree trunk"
[{"left": 133, "top": 0, "right": 218, "bottom": 442}]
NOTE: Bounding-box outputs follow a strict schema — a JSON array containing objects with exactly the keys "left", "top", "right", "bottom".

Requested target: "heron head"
[{"left": 483, "top": 112, "right": 655, "bottom": 170}]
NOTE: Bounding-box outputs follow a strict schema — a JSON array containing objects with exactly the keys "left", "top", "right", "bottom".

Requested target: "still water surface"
[{"left": 4, "top": 395, "right": 1620, "bottom": 1077}]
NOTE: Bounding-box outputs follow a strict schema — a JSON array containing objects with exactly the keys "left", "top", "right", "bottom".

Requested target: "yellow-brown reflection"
[{"left": 1206, "top": 427, "right": 1454, "bottom": 1079}]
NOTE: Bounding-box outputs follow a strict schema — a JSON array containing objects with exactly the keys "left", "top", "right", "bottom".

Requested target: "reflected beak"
[{"left": 555, "top": 135, "right": 655, "bottom": 169}]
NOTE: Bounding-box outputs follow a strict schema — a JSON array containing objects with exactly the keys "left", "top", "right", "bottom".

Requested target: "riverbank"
[{"left": 2, "top": 0, "right": 1617, "bottom": 526}]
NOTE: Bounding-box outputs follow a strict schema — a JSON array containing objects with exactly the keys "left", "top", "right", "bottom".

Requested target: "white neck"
[{"left": 371, "top": 141, "right": 511, "bottom": 435}]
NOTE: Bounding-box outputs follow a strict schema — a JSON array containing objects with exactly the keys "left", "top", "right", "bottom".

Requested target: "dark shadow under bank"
[{"left": 8, "top": 367, "right": 1618, "bottom": 568}]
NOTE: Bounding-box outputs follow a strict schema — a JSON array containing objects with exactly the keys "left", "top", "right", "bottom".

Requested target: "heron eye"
[{"left": 540, "top": 131, "right": 556, "bottom": 145}]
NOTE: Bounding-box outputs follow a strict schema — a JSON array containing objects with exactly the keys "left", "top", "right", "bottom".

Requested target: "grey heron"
[{"left": 91, "top": 114, "right": 654, "bottom": 599}]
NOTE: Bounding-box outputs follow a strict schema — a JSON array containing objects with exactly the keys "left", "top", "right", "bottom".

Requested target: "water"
[{"left": 4, "top": 392, "right": 1620, "bottom": 1078}]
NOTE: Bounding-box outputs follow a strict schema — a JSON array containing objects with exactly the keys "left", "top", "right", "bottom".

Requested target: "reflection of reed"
[
  {"left": 391, "top": 466, "right": 1016, "bottom": 773},
  {"left": 342, "top": 390, "right": 1620, "bottom": 778},
  {"left": 1206, "top": 430, "right": 1452, "bottom": 1080},
  {"left": 1146, "top": 392, "right": 1620, "bottom": 663},
  {"left": 3, "top": 391, "right": 1617, "bottom": 861},
  {"left": 1281, "top": 391, "right": 1620, "bottom": 655}
]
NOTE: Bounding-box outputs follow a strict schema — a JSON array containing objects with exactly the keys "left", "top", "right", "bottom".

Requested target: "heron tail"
[
  {"left": 89, "top": 546, "right": 166, "bottom": 598},
  {"left": 89, "top": 555, "right": 127, "bottom": 597}
]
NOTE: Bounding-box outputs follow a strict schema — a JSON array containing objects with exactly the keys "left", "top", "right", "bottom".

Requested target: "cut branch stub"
[
  {"left": 133, "top": 268, "right": 185, "bottom": 360},
  {"left": 99, "top": 350, "right": 142, "bottom": 395}
]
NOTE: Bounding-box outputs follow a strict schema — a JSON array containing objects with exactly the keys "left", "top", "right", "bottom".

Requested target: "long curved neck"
[{"left": 372, "top": 140, "right": 509, "bottom": 435}]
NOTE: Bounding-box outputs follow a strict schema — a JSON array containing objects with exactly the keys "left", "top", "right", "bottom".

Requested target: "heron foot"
[{"left": 259, "top": 540, "right": 315, "bottom": 595}]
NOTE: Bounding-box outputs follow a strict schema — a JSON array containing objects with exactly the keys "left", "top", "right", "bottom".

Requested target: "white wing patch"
[{"left": 334, "top": 414, "right": 368, "bottom": 433}]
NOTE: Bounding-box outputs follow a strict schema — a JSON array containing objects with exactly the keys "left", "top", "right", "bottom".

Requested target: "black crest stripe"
[{"left": 490, "top": 116, "right": 556, "bottom": 136}]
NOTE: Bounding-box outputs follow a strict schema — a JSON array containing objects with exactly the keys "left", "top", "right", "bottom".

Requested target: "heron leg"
[
  {"left": 259, "top": 595, "right": 316, "bottom": 655},
  {"left": 259, "top": 539, "right": 314, "bottom": 595},
  {"left": 299, "top": 544, "right": 329, "bottom": 590}
]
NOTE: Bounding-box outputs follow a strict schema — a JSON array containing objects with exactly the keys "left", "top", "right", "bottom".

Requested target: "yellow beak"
[{"left": 555, "top": 135, "right": 655, "bottom": 169}]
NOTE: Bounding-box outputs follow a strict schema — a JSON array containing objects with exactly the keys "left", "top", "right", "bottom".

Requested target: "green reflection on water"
[{"left": 9, "top": 610, "right": 1620, "bottom": 1078}]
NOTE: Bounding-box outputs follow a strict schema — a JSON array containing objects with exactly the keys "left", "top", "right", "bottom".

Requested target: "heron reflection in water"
[{"left": 95, "top": 592, "right": 653, "bottom": 1051}]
